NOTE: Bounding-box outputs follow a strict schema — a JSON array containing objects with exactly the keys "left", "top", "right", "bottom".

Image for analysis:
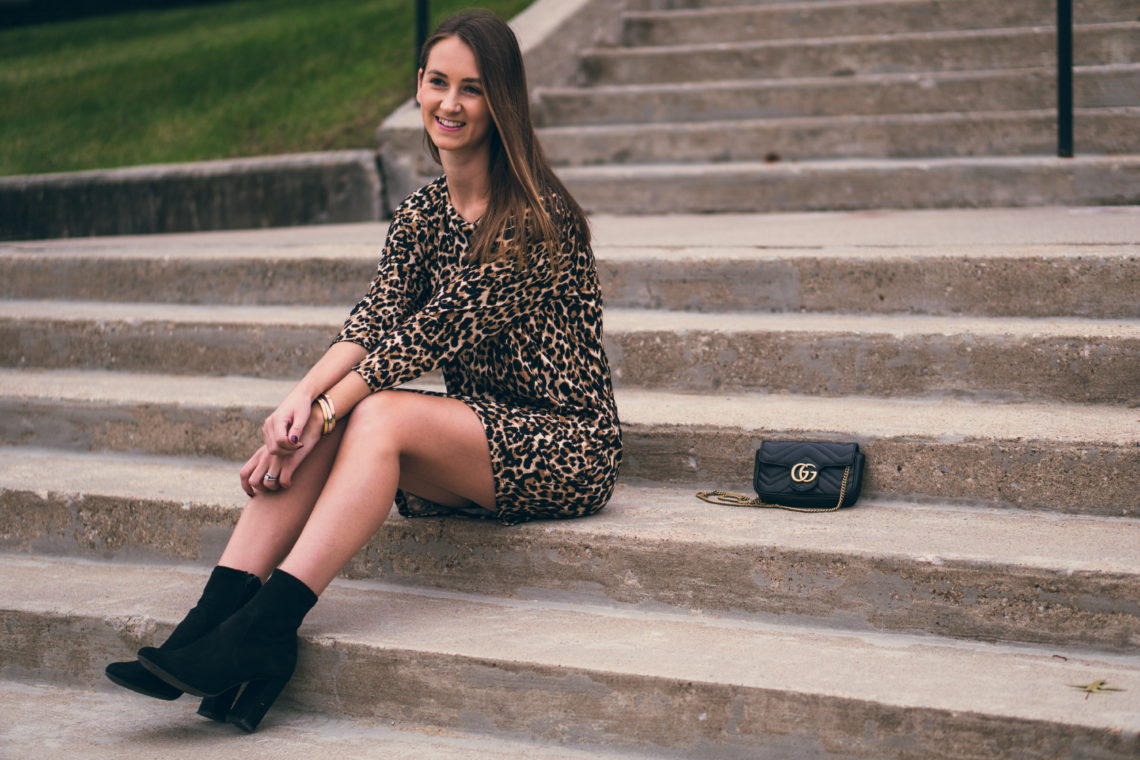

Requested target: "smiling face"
[{"left": 417, "top": 36, "right": 494, "bottom": 162}]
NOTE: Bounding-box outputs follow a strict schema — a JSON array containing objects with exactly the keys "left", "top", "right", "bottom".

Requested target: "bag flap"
[{"left": 756, "top": 441, "right": 859, "bottom": 468}]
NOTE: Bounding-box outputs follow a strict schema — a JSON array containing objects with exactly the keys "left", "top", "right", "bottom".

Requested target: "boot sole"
[
  {"left": 104, "top": 666, "right": 183, "bottom": 701},
  {"left": 136, "top": 653, "right": 221, "bottom": 699}
]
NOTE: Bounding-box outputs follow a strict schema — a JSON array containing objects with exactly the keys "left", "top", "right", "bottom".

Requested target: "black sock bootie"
[
  {"left": 138, "top": 569, "right": 318, "bottom": 733},
  {"left": 105, "top": 565, "right": 261, "bottom": 717}
]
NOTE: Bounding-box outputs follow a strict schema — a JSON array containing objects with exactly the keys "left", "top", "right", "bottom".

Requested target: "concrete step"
[
  {"left": 5, "top": 208, "right": 1139, "bottom": 319},
  {"left": 540, "top": 108, "right": 1140, "bottom": 166},
  {"left": 535, "top": 64, "right": 1140, "bottom": 126},
  {"left": 640, "top": 0, "right": 814, "bottom": 7},
  {"left": 597, "top": 242, "right": 1140, "bottom": 319},
  {"left": 621, "top": 0, "right": 1140, "bottom": 46},
  {"left": 557, "top": 155, "right": 1140, "bottom": 213},
  {"left": 0, "top": 681, "right": 659, "bottom": 760},
  {"left": 605, "top": 309, "right": 1140, "bottom": 404},
  {"left": 3, "top": 300, "right": 1136, "bottom": 403},
  {"left": 579, "top": 22, "right": 1140, "bottom": 85},
  {"left": 2, "top": 370, "right": 1137, "bottom": 515},
  {"left": 3, "top": 555, "right": 1139, "bottom": 757},
  {"left": 2, "top": 447, "right": 1138, "bottom": 650}
]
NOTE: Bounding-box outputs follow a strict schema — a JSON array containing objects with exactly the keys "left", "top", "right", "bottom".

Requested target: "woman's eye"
[{"left": 464, "top": 86, "right": 483, "bottom": 95}]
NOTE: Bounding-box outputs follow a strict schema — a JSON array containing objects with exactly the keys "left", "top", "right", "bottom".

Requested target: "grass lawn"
[{"left": 0, "top": 0, "right": 534, "bottom": 176}]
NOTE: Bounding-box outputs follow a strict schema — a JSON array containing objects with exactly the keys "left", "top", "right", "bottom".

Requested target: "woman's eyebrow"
[{"left": 426, "top": 69, "right": 481, "bottom": 84}]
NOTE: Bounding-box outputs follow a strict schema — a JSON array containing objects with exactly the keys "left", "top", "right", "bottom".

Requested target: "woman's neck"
[{"left": 441, "top": 150, "right": 491, "bottom": 223}]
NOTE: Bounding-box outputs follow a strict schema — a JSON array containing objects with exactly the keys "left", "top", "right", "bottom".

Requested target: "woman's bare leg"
[
  {"left": 218, "top": 424, "right": 345, "bottom": 581},
  {"left": 278, "top": 390, "right": 495, "bottom": 595}
]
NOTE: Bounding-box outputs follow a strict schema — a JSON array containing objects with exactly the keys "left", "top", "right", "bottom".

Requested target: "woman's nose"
[{"left": 441, "top": 89, "right": 461, "bottom": 112}]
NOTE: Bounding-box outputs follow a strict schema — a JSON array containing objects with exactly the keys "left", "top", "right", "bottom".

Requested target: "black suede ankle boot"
[
  {"left": 105, "top": 566, "right": 261, "bottom": 716},
  {"left": 138, "top": 569, "right": 318, "bottom": 733}
]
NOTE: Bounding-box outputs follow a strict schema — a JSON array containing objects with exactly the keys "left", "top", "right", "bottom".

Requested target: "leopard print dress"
[{"left": 332, "top": 176, "right": 622, "bottom": 525}]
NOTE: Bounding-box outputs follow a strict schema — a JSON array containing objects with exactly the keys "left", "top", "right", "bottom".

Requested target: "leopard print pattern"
[{"left": 334, "top": 176, "right": 622, "bottom": 525}]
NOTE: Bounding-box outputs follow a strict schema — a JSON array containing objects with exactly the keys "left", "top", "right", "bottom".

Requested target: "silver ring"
[{"left": 263, "top": 473, "right": 278, "bottom": 482}]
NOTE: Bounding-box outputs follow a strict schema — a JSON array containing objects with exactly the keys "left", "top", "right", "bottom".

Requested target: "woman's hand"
[
  {"left": 242, "top": 403, "right": 325, "bottom": 495},
  {"left": 262, "top": 390, "right": 316, "bottom": 456}
]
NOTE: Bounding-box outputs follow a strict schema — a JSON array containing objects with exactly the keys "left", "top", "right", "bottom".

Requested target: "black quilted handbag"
[{"left": 697, "top": 441, "right": 865, "bottom": 512}]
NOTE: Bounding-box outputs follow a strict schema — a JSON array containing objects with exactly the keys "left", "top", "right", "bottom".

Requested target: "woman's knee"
[
  {"left": 342, "top": 390, "right": 419, "bottom": 443},
  {"left": 344, "top": 391, "right": 483, "bottom": 454}
]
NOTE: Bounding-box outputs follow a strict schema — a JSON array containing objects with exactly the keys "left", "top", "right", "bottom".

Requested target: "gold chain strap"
[{"left": 696, "top": 466, "right": 851, "bottom": 513}]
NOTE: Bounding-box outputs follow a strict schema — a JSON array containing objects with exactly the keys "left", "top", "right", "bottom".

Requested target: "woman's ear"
[{"left": 415, "top": 68, "right": 423, "bottom": 107}]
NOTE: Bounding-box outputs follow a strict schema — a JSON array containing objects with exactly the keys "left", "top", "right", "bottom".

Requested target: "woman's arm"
[
  {"left": 262, "top": 342, "right": 366, "bottom": 453},
  {"left": 242, "top": 342, "right": 372, "bottom": 494},
  {"left": 243, "top": 204, "right": 429, "bottom": 494}
]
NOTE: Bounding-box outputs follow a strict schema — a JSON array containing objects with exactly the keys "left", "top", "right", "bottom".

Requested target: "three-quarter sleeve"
[
  {"left": 351, "top": 236, "right": 562, "bottom": 392},
  {"left": 332, "top": 207, "right": 428, "bottom": 352}
]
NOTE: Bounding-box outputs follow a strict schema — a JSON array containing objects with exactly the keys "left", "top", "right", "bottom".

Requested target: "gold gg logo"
[{"left": 790, "top": 462, "right": 819, "bottom": 484}]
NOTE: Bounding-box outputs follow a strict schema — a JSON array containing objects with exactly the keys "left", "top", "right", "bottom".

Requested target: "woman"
[{"left": 104, "top": 10, "right": 621, "bottom": 732}]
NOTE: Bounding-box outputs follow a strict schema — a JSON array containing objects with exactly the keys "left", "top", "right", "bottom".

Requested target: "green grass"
[{"left": 0, "top": 0, "right": 534, "bottom": 176}]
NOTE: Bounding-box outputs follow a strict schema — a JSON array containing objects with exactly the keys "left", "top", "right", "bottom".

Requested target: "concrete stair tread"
[
  {"left": 0, "top": 222, "right": 391, "bottom": 258},
  {"left": 558, "top": 154, "right": 1140, "bottom": 177},
  {"left": 587, "top": 20, "right": 1138, "bottom": 54},
  {"left": 538, "top": 107, "right": 1140, "bottom": 134},
  {"left": 3, "top": 299, "right": 1136, "bottom": 339},
  {"left": 620, "top": 0, "right": 1139, "bottom": 45},
  {"left": 539, "top": 110, "right": 1140, "bottom": 166},
  {"left": 606, "top": 308, "right": 1140, "bottom": 339},
  {"left": 0, "top": 681, "right": 661, "bottom": 760},
  {"left": 0, "top": 298, "right": 346, "bottom": 326},
  {"left": 577, "top": 22, "right": 1139, "bottom": 87},
  {"left": 1, "top": 368, "right": 1136, "bottom": 444},
  {"left": 3, "top": 445, "right": 1139, "bottom": 575},
  {"left": 536, "top": 63, "right": 1140, "bottom": 97},
  {"left": 3, "top": 206, "right": 1136, "bottom": 251},
  {"left": 5, "top": 238, "right": 1135, "bottom": 262},
  {"left": 4, "top": 554, "right": 1139, "bottom": 734},
  {"left": 557, "top": 157, "right": 1140, "bottom": 213},
  {"left": 533, "top": 64, "right": 1140, "bottom": 127},
  {"left": 533, "top": 66, "right": 1140, "bottom": 127}
]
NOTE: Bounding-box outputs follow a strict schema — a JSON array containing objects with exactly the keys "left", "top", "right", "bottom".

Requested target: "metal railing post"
[
  {"left": 1057, "top": 0, "right": 1074, "bottom": 158},
  {"left": 415, "top": 0, "right": 430, "bottom": 72}
]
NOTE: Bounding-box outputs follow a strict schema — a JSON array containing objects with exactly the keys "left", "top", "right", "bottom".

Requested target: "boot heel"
[
  {"left": 196, "top": 685, "right": 241, "bottom": 722},
  {"left": 226, "top": 677, "right": 289, "bottom": 733}
]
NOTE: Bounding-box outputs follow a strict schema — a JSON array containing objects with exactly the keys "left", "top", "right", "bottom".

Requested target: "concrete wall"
[{"left": 0, "top": 151, "right": 382, "bottom": 241}]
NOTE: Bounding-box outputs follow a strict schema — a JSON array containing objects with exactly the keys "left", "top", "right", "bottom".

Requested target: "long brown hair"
[{"left": 419, "top": 10, "right": 588, "bottom": 266}]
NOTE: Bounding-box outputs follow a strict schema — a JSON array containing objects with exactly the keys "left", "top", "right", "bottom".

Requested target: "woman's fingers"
[
  {"left": 276, "top": 403, "right": 329, "bottom": 488},
  {"left": 264, "top": 415, "right": 294, "bottom": 455},
  {"left": 277, "top": 452, "right": 303, "bottom": 490},
  {"left": 258, "top": 451, "right": 285, "bottom": 493},
  {"left": 264, "top": 399, "right": 310, "bottom": 455},
  {"left": 239, "top": 447, "right": 287, "bottom": 495},
  {"left": 239, "top": 447, "right": 266, "bottom": 496}
]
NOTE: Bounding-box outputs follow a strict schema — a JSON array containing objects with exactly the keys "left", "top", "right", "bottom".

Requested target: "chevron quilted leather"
[{"left": 752, "top": 441, "right": 865, "bottom": 510}]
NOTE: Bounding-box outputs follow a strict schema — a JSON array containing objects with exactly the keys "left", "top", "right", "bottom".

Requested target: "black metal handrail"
[
  {"left": 416, "top": 0, "right": 430, "bottom": 72},
  {"left": 1057, "top": 0, "right": 1073, "bottom": 158}
]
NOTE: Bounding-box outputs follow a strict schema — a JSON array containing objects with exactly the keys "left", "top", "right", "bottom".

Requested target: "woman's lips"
[{"left": 436, "top": 116, "right": 464, "bottom": 132}]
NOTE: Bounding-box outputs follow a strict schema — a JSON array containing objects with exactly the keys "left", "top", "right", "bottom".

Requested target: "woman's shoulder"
[{"left": 392, "top": 176, "right": 449, "bottom": 221}]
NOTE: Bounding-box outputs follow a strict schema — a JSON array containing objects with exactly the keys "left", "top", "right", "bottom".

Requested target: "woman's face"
[{"left": 417, "top": 36, "right": 493, "bottom": 160}]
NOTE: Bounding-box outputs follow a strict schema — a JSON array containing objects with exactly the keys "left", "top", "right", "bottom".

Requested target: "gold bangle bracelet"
[
  {"left": 315, "top": 394, "right": 336, "bottom": 437},
  {"left": 317, "top": 396, "right": 331, "bottom": 437}
]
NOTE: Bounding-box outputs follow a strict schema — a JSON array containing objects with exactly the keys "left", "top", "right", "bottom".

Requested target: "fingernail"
[{"left": 291, "top": 435, "right": 299, "bottom": 444}]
